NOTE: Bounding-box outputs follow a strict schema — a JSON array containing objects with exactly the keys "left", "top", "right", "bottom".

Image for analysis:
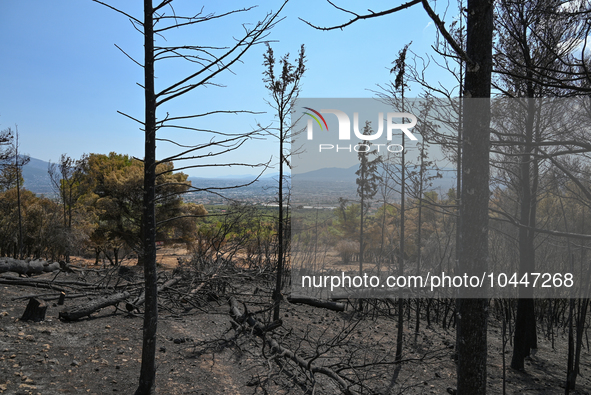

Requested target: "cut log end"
[{"left": 58, "top": 292, "right": 66, "bottom": 306}]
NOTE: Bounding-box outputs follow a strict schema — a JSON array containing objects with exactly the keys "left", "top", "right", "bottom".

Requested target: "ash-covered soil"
[{"left": 1, "top": 267, "right": 590, "bottom": 395}]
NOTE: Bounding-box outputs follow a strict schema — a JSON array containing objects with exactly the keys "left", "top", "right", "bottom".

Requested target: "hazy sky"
[{"left": 0, "top": 1, "right": 457, "bottom": 176}]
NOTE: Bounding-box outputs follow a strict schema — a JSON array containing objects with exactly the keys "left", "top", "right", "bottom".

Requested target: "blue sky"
[{"left": 0, "top": 0, "right": 457, "bottom": 177}]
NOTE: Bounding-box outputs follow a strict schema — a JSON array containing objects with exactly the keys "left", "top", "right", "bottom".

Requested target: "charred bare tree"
[
  {"left": 91, "top": 1, "right": 286, "bottom": 393},
  {"left": 0, "top": 127, "right": 30, "bottom": 258},
  {"left": 261, "top": 43, "right": 306, "bottom": 322},
  {"left": 48, "top": 154, "right": 81, "bottom": 263},
  {"left": 390, "top": 44, "right": 409, "bottom": 362},
  {"left": 355, "top": 121, "right": 382, "bottom": 313},
  {"left": 4, "top": 127, "right": 30, "bottom": 260}
]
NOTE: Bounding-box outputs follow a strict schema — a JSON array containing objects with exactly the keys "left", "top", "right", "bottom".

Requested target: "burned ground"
[{"left": 0, "top": 260, "right": 590, "bottom": 395}]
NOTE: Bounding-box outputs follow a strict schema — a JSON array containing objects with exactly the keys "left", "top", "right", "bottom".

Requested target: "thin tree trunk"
[
  {"left": 511, "top": 94, "right": 538, "bottom": 371},
  {"left": 15, "top": 133, "right": 23, "bottom": 260},
  {"left": 359, "top": 165, "right": 365, "bottom": 312},
  {"left": 396, "top": 92, "right": 406, "bottom": 362},
  {"left": 135, "top": 1, "right": 158, "bottom": 393},
  {"left": 572, "top": 298, "right": 589, "bottom": 390},
  {"left": 273, "top": 117, "right": 285, "bottom": 322},
  {"left": 566, "top": 298, "right": 575, "bottom": 393}
]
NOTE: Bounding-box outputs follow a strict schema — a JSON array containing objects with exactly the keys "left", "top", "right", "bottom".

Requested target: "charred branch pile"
[
  {"left": 229, "top": 296, "right": 357, "bottom": 395},
  {"left": 226, "top": 293, "right": 456, "bottom": 394},
  {"left": 2, "top": 262, "right": 233, "bottom": 322}
]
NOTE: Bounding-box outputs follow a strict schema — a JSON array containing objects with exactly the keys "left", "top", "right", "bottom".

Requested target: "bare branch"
[
  {"left": 156, "top": 124, "right": 263, "bottom": 138},
  {"left": 161, "top": 136, "right": 253, "bottom": 165},
  {"left": 299, "top": 0, "right": 421, "bottom": 31},
  {"left": 157, "top": 134, "right": 258, "bottom": 164},
  {"left": 153, "top": 0, "right": 173, "bottom": 13},
  {"left": 114, "top": 43, "right": 144, "bottom": 68},
  {"left": 159, "top": 109, "right": 264, "bottom": 123},
  {"left": 91, "top": 1, "right": 142, "bottom": 26},
  {"left": 154, "top": 7, "right": 256, "bottom": 33},
  {"left": 156, "top": 6, "right": 286, "bottom": 106},
  {"left": 117, "top": 110, "right": 145, "bottom": 125}
]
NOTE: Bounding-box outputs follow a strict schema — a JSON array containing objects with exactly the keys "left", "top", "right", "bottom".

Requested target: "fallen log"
[
  {"left": 0, "top": 258, "right": 60, "bottom": 275},
  {"left": 59, "top": 290, "right": 132, "bottom": 321},
  {"left": 287, "top": 296, "right": 346, "bottom": 312},
  {"left": 59, "top": 276, "right": 182, "bottom": 320},
  {"left": 229, "top": 297, "right": 356, "bottom": 395}
]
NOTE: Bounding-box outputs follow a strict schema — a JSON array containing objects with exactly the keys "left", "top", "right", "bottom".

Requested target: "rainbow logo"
[{"left": 303, "top": 107, "right": 329, "bottom": 131}]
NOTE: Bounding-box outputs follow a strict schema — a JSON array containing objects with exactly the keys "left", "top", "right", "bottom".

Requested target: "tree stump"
[{"left": 20, "top": 298, "right": 48, "bottom": 322}]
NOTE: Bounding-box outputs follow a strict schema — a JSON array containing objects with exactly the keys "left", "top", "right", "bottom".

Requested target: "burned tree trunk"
[
  {"left": 456, "top": 0, "right": 494, "bottom": 393},
  {"left": 59, "top": 291, "right": 131, "bottom": 321},
  {"left": 135, "top": 2, "right": 158, "bottom": 394}
]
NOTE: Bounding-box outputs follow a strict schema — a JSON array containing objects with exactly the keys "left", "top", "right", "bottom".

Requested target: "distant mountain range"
[{"left": 22, "top": 157, "right": 54, "bottom": 195}]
